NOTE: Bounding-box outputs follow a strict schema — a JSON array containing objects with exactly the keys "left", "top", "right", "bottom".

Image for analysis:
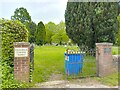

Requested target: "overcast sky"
[{"left": 0, "top": 0, "right": 68, "bottom": 24}]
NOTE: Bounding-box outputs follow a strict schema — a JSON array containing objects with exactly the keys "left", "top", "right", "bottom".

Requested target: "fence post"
[
  {"left": 96, "top": 43, "right": 113, "bottom": 77},
  {"left": 14, "top": 42, "right": 30, "bottom": 82}
]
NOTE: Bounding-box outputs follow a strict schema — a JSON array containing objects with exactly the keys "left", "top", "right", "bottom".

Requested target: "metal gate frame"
[
  {"left": 30, "top": 44, "right": 34, "bottom": 71},
  {"left": 79, "top": 48, "right": 96, "bottom": 77}
]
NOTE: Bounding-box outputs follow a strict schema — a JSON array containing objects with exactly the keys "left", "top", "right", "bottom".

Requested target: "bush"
[{"left": 0, "top": 19, "right": 28, "bottom": 88}]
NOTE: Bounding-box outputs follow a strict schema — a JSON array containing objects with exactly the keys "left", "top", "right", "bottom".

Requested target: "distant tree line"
[
  {"left": 11, "top": 3, "right": 119, "bottom": 48},
  {"left": 11, "top": 7, "right": 69, "bottom": 46}
]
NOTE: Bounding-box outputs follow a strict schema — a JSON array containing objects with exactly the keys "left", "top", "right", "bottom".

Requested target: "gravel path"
[
  {"left": 35, "top": 74, "right": 118, "bottom": 88},
  {"left": 36, "top": 78, "right": 118, "bottom": 88}
]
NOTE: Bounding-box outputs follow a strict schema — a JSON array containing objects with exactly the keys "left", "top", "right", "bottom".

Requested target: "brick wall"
[
  {"left": 96, "top": 43, "right": 113, "bottom": 77},
  {"left": 14, "top": 42, "right": 30, "bottom": 82},
  {"left": 112, "top": 55, "right": 120, "bottom": 72}
]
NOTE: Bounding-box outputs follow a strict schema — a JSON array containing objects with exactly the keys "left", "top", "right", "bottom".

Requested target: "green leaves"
[
  {"left": 11, "top": 7, "right": 31, "bottom": 24},
  {"left": 65, "top": 2, "right": 118, "bottom": 49},
  {"left": 51, "top": 21, "right": 69, "bottom": 45},
  {"left": 26, "top": 22, "right": 36, "bottom": 43},
  {"left": 1, "top": 19, "right": 28, "bottom": 88},
  {"left": 45, "top": 21, "right": 69, "bottom": 45},
  {"left": 35, "top": 21, "right": 46, "bottom": 45},
  {"left": 45, "top": 22, "right": 56, "bottom": 44},
  {"left": 116, "top": 15, "right": 120, "bottom": 46}
]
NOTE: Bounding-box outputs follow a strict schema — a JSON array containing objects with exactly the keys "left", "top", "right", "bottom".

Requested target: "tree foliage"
[
  {"left": 116, "top": 15, "right": 120, "bottom": 46},
  {"left": 51, "top": 21, "right": 69, "bottom": 45},
  {"left": 11, "top": 7, "right": 31, "bottom": 24},
  {"left": 35, "top": 21, "right": 46, "bottom": 45},
  {"left": 65, "top": 2, "right": 118, "bottom": 49},
  {"left": 26, "top": 21, "right": 36, "bottom": 43},
  {"left": 45, "top": 22, "right": 56, "bottom": 44},
  {"left": 1, "top": 19, "right": 28, "bottom": 88},
  {"left": 11, "top": 7, "right": 35, "bottom": 44}
]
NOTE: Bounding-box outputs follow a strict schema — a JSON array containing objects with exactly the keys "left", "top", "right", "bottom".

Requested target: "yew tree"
[{"left": 65, "top": 2, "right": 118, "bottom": 50}]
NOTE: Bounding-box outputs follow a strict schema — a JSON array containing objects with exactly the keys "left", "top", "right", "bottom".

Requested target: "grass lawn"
[
  {"left": 33, "top": 45, "right": 66, "bottom": 83},
  {"left": 32, "top": 45, "right": 118, "bottom": 86},
  {"left": 112, "top": 46, "right": 119, "bottom": 55}
]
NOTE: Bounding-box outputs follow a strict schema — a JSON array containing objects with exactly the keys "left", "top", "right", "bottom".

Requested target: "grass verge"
[{"left": 95, "top": 73, "right": 118, "bottom": 86}]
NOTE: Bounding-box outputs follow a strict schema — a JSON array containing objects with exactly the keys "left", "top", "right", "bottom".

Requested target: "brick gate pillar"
[
  {"left": 14, "top": 42, "right": 30, "bottom": 82},
  {"left": 96, "top": 43, "right": 113, "bottom": 77}
]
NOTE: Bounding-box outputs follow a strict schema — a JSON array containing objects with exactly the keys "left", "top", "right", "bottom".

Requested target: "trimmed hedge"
[{"left": 0, "top": 19, "right": 28, "bottom": 88}]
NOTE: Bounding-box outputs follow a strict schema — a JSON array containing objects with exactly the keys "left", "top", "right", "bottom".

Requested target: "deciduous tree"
[
  {"left": 11, "top": 7, "right": 31, "bottom": 24},
  {"left": 52, "top": 21, "right": 69, "bottom": 45},
  {"left": 45, "top": 22, "right": 56, "bottom": 44}
]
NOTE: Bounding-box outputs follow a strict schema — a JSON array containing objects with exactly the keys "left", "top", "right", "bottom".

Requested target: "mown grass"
[
  {"left": 112, "top": 46, "right": 119, "bottom": 55},
  {"left": 33, "top": 45, "right": 66, "bottom": 83},
  {"left": 32, "top": 45, "right": 118, "bottom": 86}
]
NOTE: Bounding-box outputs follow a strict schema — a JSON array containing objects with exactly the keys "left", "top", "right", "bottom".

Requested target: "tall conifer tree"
[{"left": 65, "top": 2, "right": 118, "bottom": 49}]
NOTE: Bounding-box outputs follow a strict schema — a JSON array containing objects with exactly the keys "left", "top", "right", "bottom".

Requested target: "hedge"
[{"left": 0, "top": 19, "right": 28, "bottom": 88}]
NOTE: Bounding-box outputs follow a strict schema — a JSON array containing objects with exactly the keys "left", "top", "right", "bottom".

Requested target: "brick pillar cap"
[
  {"left": 96, "top": 43, "right": 113, "bottom": 46},
  {"left": 14, "top": 42, "right": 30, "bottom": 45}
]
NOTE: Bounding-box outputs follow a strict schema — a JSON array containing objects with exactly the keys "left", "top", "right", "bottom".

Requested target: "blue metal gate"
[{"left": 64, "top": 49, "right": 96, "bottom": 77}]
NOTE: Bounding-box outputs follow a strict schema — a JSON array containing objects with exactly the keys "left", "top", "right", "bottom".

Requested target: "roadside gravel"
[{"left": 36, "top": 79, "right": 118, "bottom": 88}]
